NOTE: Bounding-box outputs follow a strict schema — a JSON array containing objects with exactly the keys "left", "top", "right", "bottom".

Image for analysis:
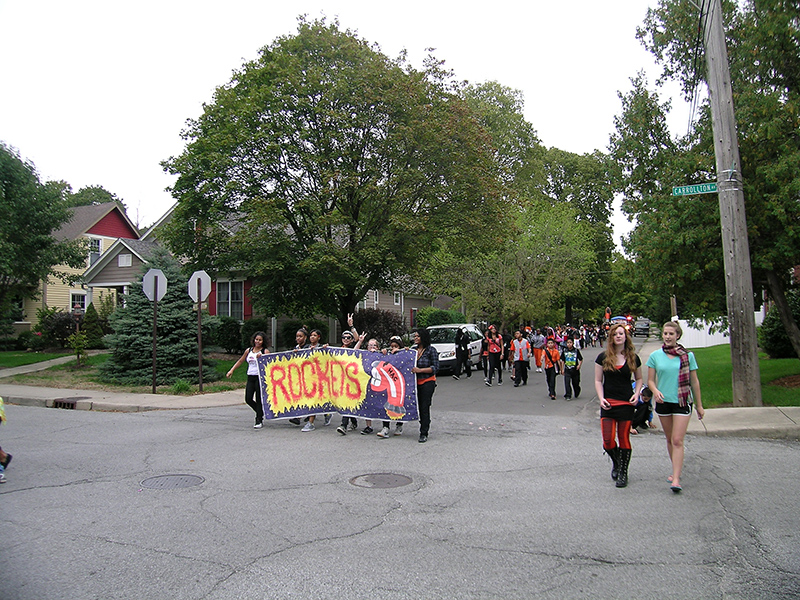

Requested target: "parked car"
[
  {"left": 634, "top": 318, "right": 651, "bottom": 337},
  {"left": 426, "top": 323, "right": 483, "bottom": 373}
]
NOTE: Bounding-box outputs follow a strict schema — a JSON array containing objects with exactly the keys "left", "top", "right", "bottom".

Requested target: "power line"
[{"left": 687, "top": 0, "right": 710, "bottom": 136}]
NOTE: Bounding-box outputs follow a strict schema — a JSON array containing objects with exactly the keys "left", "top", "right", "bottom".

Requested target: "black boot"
[
  {"left": 616, "top": 448, "right": 631, "bottom": 488},
  {"left": 606, "top": 447, "right": 620, "bottom": 480}
]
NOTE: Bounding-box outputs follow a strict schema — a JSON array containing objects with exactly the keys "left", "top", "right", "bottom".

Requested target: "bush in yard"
[
  {"left": 279, "top": 318, "right": 328, "bottom": 350},
  {"left": 81, "top": 303, "right": 105, "bottom": 349},
  {"left": 216, "top": 316, "right": 242, "bottom": 354},
  {"left": 241, "top": 317, "right": 274, "bottom": 350},
  {"left": 758, "top": 290, "right": 800, "bottom": 359},
  {"left": 35, "top": 306, "right": 77, "bottom": 348}
]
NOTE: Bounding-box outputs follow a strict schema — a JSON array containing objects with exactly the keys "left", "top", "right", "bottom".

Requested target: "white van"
[{"left": 426, "top": 323, "right": 483, "bottom": 372}]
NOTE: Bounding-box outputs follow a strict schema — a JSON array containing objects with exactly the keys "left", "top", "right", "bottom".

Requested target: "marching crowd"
[{"left": 227, "top": 317, "right": 704, "bottom": 493}]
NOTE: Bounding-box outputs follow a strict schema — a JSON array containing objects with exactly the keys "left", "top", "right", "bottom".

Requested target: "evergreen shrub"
[{"left": 758, "top": 290, "right": 800, "bottom": 359}]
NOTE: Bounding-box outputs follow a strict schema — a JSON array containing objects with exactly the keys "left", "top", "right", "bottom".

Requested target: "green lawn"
[
  {"left": 0, "top": 351, "right": 72, "bottom": 368},
  {"left": 688, "top": 344, "right": 800, "bottom": 408},
  {"left": 0, "top": 352, "right": 247, "bottom": 395}
]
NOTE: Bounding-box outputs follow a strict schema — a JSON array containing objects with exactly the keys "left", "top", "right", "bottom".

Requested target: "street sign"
[
  {"left": 188, "top": 270, "right": 212, "bottom": 303},
  {"left": 672, "top": 183, "right": 718, "bottom": 196},
  {"left": 142, "top": 269, "right": 168, "bottom": 302}
]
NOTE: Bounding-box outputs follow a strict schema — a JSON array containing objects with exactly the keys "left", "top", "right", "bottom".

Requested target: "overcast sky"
[{"left": 0, "top": 0, "right": 690, "bottom": 244}]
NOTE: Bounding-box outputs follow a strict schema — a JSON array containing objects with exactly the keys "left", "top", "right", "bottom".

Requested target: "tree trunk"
[{"left": 765, "top": 270, "right": 800, "bottom": 359}]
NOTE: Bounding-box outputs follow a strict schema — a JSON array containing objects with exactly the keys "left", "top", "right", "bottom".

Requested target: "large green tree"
[
  {"left": 459, "top": 201, "right": 596, "bottom": 327},
  {"left": 634, "top": 0, "right": 800, "bottom": 356},
  {"left": 609, "top": 75, "right": 729, "bottom": 320},
  {"left": 163, "top": 18, "right": 505, "bottom": 329},
  {"left": 434, "top": 82, "right": 611, "bottom": 326},
  {"left": 0, "top": 143, "right": 87, "bottom": 314}
]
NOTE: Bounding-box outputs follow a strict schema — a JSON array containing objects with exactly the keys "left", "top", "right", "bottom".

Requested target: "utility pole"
[{"left": 703, "top": 0, "right": 762, "bottom": 406}]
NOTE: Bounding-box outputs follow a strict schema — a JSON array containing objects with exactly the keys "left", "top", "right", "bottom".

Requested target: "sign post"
[
  {"left": 142, "top": 269, "right": 168, "bottom": 394},
  {"left": 188, "top": 271, "right": 212, "bottom": 391}
]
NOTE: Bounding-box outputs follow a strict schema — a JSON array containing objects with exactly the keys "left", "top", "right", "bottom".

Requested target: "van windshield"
[{"left": 428, "top": 328, "right": 457, "bottom": 343}]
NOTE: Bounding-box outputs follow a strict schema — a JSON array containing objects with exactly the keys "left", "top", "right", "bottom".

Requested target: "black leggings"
[
  {"left": 487, "top": 353, "right": 502, "bottom": 383},
  {"left": 417, "top": 380, "right": 435, "bottom": 436},
  {"left": 245, "top": 375, "right": 264, "bottom": 422}
]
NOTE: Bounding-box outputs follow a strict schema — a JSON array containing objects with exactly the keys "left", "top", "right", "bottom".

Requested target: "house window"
[
  {"left": 217, "top": 280, "right": 244, "bottom": 321},
  {"left": 118, "top": 253, "right": 132, "bottom": 267},
  {"left": 372, "top": 290, "right": 379, "bottom": 306},
  {"left": 393, "top": 291, "right": 401, "bottom": 305},
  {"left": 88, "top": 238, "right": 101, "bottom": 265},
  {"left": 71, "top": 293, "right": 86, "bottom": 313},
  {"left": 410, "top": 307, "right": 418, "bottom": 328}
]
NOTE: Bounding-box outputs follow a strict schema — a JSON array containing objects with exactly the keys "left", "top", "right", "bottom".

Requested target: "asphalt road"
[{"left": 1, "top": 339, "right": 799, "bottom": 599}]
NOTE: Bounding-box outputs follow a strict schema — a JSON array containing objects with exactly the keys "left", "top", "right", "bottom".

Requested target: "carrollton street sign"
[{"left": 672, "top": 183, "right": 718, "bottom": 196}]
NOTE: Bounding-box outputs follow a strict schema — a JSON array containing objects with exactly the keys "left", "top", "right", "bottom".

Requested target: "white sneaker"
[
  {"left": 377, "top": 427, "right": 390, "bottom": 438},
  {"left": 301, "top": 422, "right": 315, "bottom": 432},
  {"left": 0, "top": 472, "right": 6, "bottom": 483},
  {"left": 253, "top": 421, "right": 263, "bottom": 429},
  {"left": 394, "top": 423, "right": 403, "bottom": 436}
]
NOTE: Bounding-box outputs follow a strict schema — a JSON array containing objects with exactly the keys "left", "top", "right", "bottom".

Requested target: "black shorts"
[{"left": 655, "top": 402, "right": 692, "bottom": 416}]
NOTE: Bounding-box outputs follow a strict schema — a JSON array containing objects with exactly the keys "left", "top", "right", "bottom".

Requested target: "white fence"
[{"left": 676, "top": 311, "right": 764, "bottom": 349}]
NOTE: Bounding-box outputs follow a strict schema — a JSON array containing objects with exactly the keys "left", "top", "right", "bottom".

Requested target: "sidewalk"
[{"left": 1, "top": 346, "right": 798, "bottom": 439}]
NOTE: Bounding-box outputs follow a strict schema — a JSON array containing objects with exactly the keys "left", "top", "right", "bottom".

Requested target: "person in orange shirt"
[
  {"left": 542, "top": 337, "right": 561, "bottom": 400},
  {"left": 509, "top": 329, "right": 531, "bottom": 387}
]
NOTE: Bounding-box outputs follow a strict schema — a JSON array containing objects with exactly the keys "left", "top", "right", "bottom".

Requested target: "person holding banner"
[
  {"left": 336, "top": 317, "right": 366, "bottom": 435},
  {"left": 378, "top": 336, "right": 406, "bottom": 438},
  {"left": 287, "top": 328, "right": 311, "bottom": 427},
  {"left": 412, "top": 328, "right": 439, "bottom": 443},
  {"left": 357, "top": 338, "right": 384, "bottom": 435},
  {"left": 227, "top": 331, "right": 269, "bottom": 428},
  {"left": 301, "top": 329, "right": 332, "bottom": 431}
]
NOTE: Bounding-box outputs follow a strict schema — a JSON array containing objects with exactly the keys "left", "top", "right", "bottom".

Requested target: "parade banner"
[{"left": 257, "top": 347, "right": 418, "bottom": 422}]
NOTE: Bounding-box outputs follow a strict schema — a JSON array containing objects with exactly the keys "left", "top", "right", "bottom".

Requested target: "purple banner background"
[{"left": 257, "top": 347, "right": 418, "bottom": 421}]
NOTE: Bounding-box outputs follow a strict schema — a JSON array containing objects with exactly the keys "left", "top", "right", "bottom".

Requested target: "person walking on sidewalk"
[
  {"left": 647, "top": 321, "right": 705, "bottom": 493},
  {"left": 411, "top": 328, "right": 439, "bottom": 443},
  {"left": 542, "top": 338, "right": 561, "bottom": 399},
  {"left": 562, "top": 337, "right": 583, "bottom": 399},
  {"left": 227, "top": 331, "right": 270, "bottom": 429},
  {"left": 452, "top": 327, "right": 472, "bottom": 380},
  {"left": 531, "top": 329, "right": 546, "bottom": 372},
  {"left": 594, "top": 324, "right": 643, "bottom": 488},
  {"left": 485, "top": 325, "right": 504, "bottom": 386},
  {"left": 510, "top": 329, "right": 531, "bottom": 387}
]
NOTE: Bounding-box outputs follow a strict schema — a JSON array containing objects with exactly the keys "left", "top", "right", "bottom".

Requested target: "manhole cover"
[
  {"left": 349, "top": 473, "right": 413, "bottom": 489},
  {"left": 140, "top": 474, "right": 205, "bottom": 489}
]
